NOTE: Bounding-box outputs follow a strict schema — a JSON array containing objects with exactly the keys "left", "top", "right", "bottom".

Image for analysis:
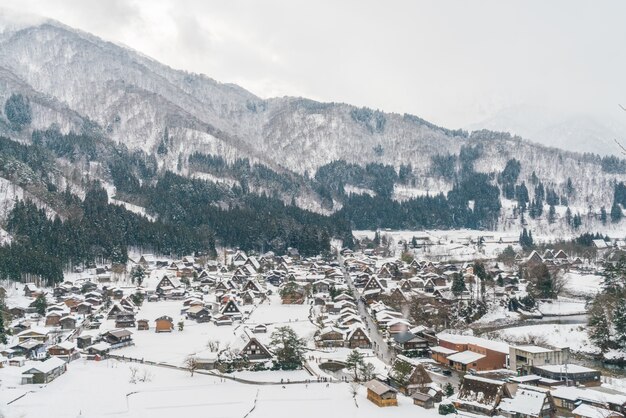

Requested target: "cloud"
[{"left": 4, "top": 0, "right": 626, "bottom": 130}]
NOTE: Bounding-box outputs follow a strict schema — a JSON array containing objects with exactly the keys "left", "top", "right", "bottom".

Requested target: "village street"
[{"left": 342, "top": 265, "right": 393, "bottom": 365}]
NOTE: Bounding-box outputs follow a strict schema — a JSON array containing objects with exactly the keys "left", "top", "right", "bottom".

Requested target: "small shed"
[
  {"left": 155, "top": 316, "right": 174, "bottom": 333},
  {"left": 365, "top": 379, "right": 398, "bottom": 407},
  {"left": 412, "top": 392, "right": 435, "bottom": 409}
]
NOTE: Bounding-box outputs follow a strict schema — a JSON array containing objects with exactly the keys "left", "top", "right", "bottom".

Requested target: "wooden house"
[
  {"left": 365, "top": 379, "right": 398, "bottom": 407},
  {"left": 103, "top": 329, "right": 133, "bottom": 348},
  {"left": 137, "top": 319, "right": 149, "bottom": 330},
  {"left": 155, "top": 316, "right": 174, "bottom": 333},
  {"left": 240, "top": 337, "right": 272, "bottom": 361},
  {"left": 412, "top": 392, "right": 435, "bottom": 409},
  {"left": 345, "top": 326, "right": 372, "bottom": 349},
  {"left": 115, "top": 312, "right": 136, "bottom": 328},
  {"left": 498, "top": 385, "right": 556, "bottom": 418},
  {"left": 453, "top": 375, "right": 513, "bottom": 416},
  {"left": 316, "top": 327, "right": 345, "bottom": 348},
  {"left": 21, "top": 357, "right": 67, "bottom": 384},
  {"left": 59, "top": 316, "right": 77, "bottom": 330},
  {"left": 252, "top": 324, "right": 268, "bottom": 333},
  {"left": 220, "top": 300, "right": 242, "bottom": 319},
  {"left": 47, "top": 341, "right": 79, "bottom": 361}
]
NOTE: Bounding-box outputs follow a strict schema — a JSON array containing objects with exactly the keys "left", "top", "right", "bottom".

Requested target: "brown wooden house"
[
  {"left": 155, "top": 316, "right": 174, "bottom": 333},
  {"left": 365, "top": 379, "right": 398, "bottom": 407},
  {"left": 346, "top": 326, "right": 372, "bottom": 349}
]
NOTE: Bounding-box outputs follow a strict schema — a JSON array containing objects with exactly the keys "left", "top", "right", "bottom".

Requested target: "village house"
[
  {"left": 252, "top": 324, "right": 268, "bottom": 334},
  {"left": 412, "top": 392, "right": 435, "bottom": 409},
  {"left": 532, "top": 364, "right": 602, "bottom": 387},
  {"left": 115, "top": 312, "right": 136, "bottom": 328},
  {"left": 240, "top": 337, "right": 272, "bottom": 361},
  {"left": 434, "top": 333, "right": 509, "bottom": 371},
  {"left": 389, "top": 359, "right": 432, "bottom": 396},
  {"left": 59, "top": 315, "right": 77, "bottom": 330},
  {"left": 316, "top": 327, "right": 345, "bottom": 348},
  {"left": 510, "top": 345, "right": 571, "bottom": 374},
  {"left": 16, "top": 328, "right": 50, "bottom": 343},
  {"left": 453, "top": 375, "right": 513, "bottom": 416},
  {"left": 137, "top": 319, "right": 149, "bottom": 330},
  {"left": 365, "top": 379, "right": 398, "bottom": 407},
  {"left": 392, "top": 331, "right": 429, "bottom": 356},
  {"left": 155, "top": 316, "right": 174, "bottom": 332},
  {"left": 21, "top": 357, "right": 67, "bottom": 384},
  {"left": 220, "top": 300, "right": 243, "bottom": 319},
  {"left": 551, "top": 386, "right": 626, "bottom": 415},
  {"left": 103, "top": 329, "right": 133, "bottom": 348},
  {"left": 345, "top": 326, "right": 372, "bottom": 349},
  {"left": 572, "top": 404, "right": 624, "bottom": 418},
  {"left": 47, "top": 341, "right": 80, "bottom": 362},
  {"left": 498, "top": 384, "right": 556, "bottom": 418}
]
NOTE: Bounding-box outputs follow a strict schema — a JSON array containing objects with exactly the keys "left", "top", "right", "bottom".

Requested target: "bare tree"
[
  {"left": 206, "top": 340, "right": 221, "bottom": 352},
  {"left": 129, "top": 366, "right": 139, "bottom": 384},
  {"left": 349, "top": 382, "right": 360, "bottom": 398},
  {"left": 185, "top": 355, "right": 199, "bottom": 377},
  {"left": 139, "top": 369, "right": 153, "bottom": 383},
  {"left": 553, "top": 270, "right": 570, "bottom": 297}
]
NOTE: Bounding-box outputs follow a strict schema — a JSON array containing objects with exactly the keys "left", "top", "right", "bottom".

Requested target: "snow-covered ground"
[
  {"left": 112, "top": 294, "right": 317, "bottom": 367},
  {"left": 537, "top": 298, "right": 587, "bottom": 316},
  {"left": 496, "top": 323, "right": 595, "bottom": 354},
  {"left": 110, "top": 199, "right": 155, "bottom": 222},
  {"left": 564, "top": 272, "right": 604, "bottom": 297},
  {"left": 1, "top": 359, "right": 440, "bottom": 418},
  {"left": 344, "top": 184, "right": 375, "bottom": 197}
]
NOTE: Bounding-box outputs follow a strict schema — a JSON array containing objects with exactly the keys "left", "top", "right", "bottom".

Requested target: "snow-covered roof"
[
  {"left": 512, "top": 345, "right": 554, "bottom": 354},
  {"left": 572, "top": 404, "right": 623, "bottom": 418},
  {"left": 23, "top": 357, "right": 66, "bottom": 374},
  {"left": 498, "top": 385, "right": 549, "bottom": 417},
  {"left": 430, "top": 346, "right": 458, "bottom": 355},
  {"left": 446, "top": 350, "right": 485, "bottom": 365},
  {"left": 534, "top": 363, "right": 597, "bottom": 374},
  {"left": 437, "top": 333, "right": 509, "bottom": 354}
]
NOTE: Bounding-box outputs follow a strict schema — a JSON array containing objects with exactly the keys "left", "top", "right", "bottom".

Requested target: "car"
[
  {"left": 431, "top": 367, "right": 442, "bottom": 373},
  {"left": 442, "top": 369, "right": 452, "bottom": 376}
]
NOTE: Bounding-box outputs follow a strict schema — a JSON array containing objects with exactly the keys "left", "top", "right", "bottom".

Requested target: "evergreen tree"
[
  {"left": 131, "top": 265, "right": 146, "bottom": 286},
  {"left": 444, "top": 382, "right": 455, "bottom": 397},
  {"left": 33, "top": 294, "right": 47, "bottom": 316},
  {"left": 566, "top": 177, "right": 575, "bottom": 196},
  {"left": 270, "top": 326, "right": 306, "bottom": 369},
  {"left": 4, "top": 93, "right": 32, "bottom": 130},
  {"left": 601, "top": 206, "right": 608, "bottom": 225},
  {"left": 519, "top": 228, "right": 534, "bottom": 250},
  {"left": 565, "top": 207, "right": 572, "bottom": 226},
  {"left": 346, "top": 349, "right": 365, "bottom": 381},
  {"left": 614, "top": 298, "right": 626, "bottom": 349},
  {"left": 548, "top": 205, "right": 556, "bottom": 224},
  {"left": 0, "top": 302, "right": 7, "bottom": 344},
  {"left": 611, "top": 201, "right": 623, "bottom": 223},
  {"left": 451, "top": 274, "right": 466, "bottom": 295},
  {"left": 587, "top": 299, "right": 612, "bottom": 353}
]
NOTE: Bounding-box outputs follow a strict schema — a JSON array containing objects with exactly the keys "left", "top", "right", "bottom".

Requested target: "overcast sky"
[{"left": 6, "top": 0, "right": 626, "bottom": 129}]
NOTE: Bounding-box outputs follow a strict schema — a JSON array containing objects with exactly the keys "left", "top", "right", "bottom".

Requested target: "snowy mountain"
[
  {"left": 468, "top": 105, "right": 626, "bottom": 157},
  {"left": 0, "top": 16, "right": 625, "bottom": 229}
]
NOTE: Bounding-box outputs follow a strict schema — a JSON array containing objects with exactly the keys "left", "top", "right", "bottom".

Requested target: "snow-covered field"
[
  {"left": 564, "top": 272, "right": 604, "bottom": 297},
  {"left": 1, "top": 360, "right": 439, "bottom": 418},
  {"left": 112, "top": 295, "right": 316, "bottom": 367},
  {"left": 496, "top": 323, "right": 595, "bottom": 354},
  {"left": 537, "top": 299, "right": 587, "bottom": 316}
]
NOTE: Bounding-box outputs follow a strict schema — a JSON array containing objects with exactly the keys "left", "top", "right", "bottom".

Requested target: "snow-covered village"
[
  {"left": 2, "top": 1, "right": 626, "bottom": 417},
  {"left": 2, "top": 230, "right": 626, "bottom": 418}
]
